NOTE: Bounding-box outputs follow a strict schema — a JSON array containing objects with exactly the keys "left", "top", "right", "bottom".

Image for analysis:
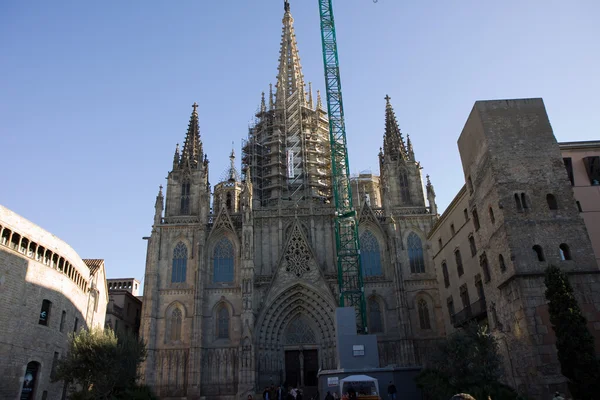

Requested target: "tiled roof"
[{"left": 83, "top": 259, "right": 104, "bottom": 275}]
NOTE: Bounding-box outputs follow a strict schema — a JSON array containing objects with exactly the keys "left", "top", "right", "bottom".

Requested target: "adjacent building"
[
  {"left": 0, "top": 204, "right": 108, "bottom": 400},
  {"left": 559, "top": 141, "right": 600, "bottom": 266},
  {"left": 428, "top": 99, "right": 600, "bottom": 399},
  {"left": 105, "top": 278, "right": 143, "bottom": 336}
]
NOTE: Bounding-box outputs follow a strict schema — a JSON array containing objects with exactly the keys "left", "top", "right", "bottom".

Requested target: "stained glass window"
[
  {"left": 360, "top": 231, "right": 382, "bottom": 276},
  {"left": 368, "top": 298, "right": 383, "bottom": 333},
  {"left": 418, "top": 299, "right": 431, "bottom": 330},
  {"left": 217, "top": 306, "right": 229, "bottom": 339},
  {"left": 214, "top": 238, "right": 234, "bottom": 283},
  {"left": 170, "top": 308, "right": 182, "bottom": 341},
  {"left": 171, "top": 242, "right": 188, "bottom": 283},
  {"left": 408, "top": 232, "right": 425, "bottom": 273}
]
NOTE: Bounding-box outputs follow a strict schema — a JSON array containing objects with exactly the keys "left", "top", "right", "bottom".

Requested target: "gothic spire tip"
[{"left": 284, "top": 0, "right": 290, "bottom": 12}]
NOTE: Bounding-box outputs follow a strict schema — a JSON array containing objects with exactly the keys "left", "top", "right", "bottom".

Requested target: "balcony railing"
[{"left": 452, "top": 298, "right": 487, "bottom": 327}]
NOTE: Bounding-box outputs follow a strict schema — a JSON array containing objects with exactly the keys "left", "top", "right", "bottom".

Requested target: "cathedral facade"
[{"left": 139, "top": 5, "right": 443, "bottom": 400}]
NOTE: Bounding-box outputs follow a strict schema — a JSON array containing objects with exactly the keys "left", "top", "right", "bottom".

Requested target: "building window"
[
  {"left": 469, "top": 235, "right": 477, "bottom": 257},
  {"left": 21, "top": 361, "right": 40, "bottom": 399},
  {"left": 533, "top": 245, "right": 545, "bottom": 262},
  {"left": 450, "top": 224, "right": 455, "bottom": 236},
  {"left": 73, "top": 317, "right": 79, "bottom": 332},
  {"left": 59, "top": 311, "right": 66, "bottom": 332},
  {"left": 353, "top": 345, "right": 365, "bottom": 357},
  {"left": 521, "top": 193, "right": 528, "bottom": 209},
  {"left": 480, "top": 253, "right": 491, "bottom": 283},
  {"left": 447, "top": 297, "right": 455, "bottom": 323},
  {"left": 472, "top": 208, "right": 480, "bottom": 231},
  {"left": 442, "top": 262, "right": 450, "bottom": 288},
  {"left": 460, "top": 284, "right": 470, "bottom": 310},
  {"left": 360, "top": 231, "right": 382, "bottom": 276},
  {"left": 514, "top": 193, "right": 523, "bottom": 212},
  {"left": 547, "top": 194, "right": 558, "bottom": 210},
  {"left": 463, "top": 208, "right": 469, "bottom": 222},
  {"left": 213, "top": 238, "right": 234, "bottom": 283},
  {"left": 455, "top": 249, "right": 464, "bottom": 277},
  {"left": 170, "top": 308, "right": 182, "bottom": 342},
  {"left": 407, "top": 233, "right": 425, "bottom": 273},
  {"left": 576, "top": 201, "right": 583, "bottom": 212},
  {"left": 499, "top": 254, "right": 506, "bottom": 272},
  {"left": 51, "top": 352, "right": 59, "bottom": 380},
  {"left": 180, "top": 181, "right": 191, "bottom": 214},
  {"left": 467, "top": 175, "right": 474, "bottom": 194},
  {"left": 583, "top": 156, "right": 600, "bottom": 185},
  {"left": 171, "top": 242, "right": 188, "bottom": 283},
  {"left": 563, "top": 157, "right": 574, "bottom": 185},
  {"left": 474, "top": 274, "right": 485, "bottom": 301},
  {"left": 559, "top": 243, "right": 572, "bottom": 261},
  {"left": 418, "top": 299, "right": 431, "bottom": 330},
  {"left": 39, "top": 300, "right": 51, "bottom": 326},
  {"left": 438, "top": 237, "right": 443, "bottom": 251},
  {"left": 399, "top": 171, "right": 410, "bottom": 203},
  {"left": 217, "top": 305, "right": 230, "bottom": 339},
  {"left": 489, "top": 207, "right": 495, "bottom": 224},
  {"left": 368, "top": 298, "right": 383, "bottom": 333}
]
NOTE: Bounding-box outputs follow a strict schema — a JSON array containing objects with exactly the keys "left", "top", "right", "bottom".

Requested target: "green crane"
[{"left": 317, "top": 0, "right": 367, "bottom": 333}]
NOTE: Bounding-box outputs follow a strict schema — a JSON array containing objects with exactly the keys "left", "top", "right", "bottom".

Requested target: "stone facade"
[
  {"left": 106, "top": 278, "right": 143, "bottom": 336},
  {"left": 139, "top": 5, "right": 442, "bottom": 400},
  {"left": 428, "top": 99, "right": 600, "bottom": 399},
  {"left": 0, "top": 205, "right": 108, "bottom": 400}
]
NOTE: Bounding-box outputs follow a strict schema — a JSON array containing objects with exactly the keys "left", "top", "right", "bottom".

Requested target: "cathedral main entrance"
[{"left": 284, "top": 349, "right": 319, "bottom": 388}]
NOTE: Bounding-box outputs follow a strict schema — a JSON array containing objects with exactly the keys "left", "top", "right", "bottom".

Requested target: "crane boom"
[{"left": 318, "top": 0, "right": 367, "bottom": 333}]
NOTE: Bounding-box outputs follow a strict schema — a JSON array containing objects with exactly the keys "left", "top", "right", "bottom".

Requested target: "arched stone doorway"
[{"left": 256, "top": 284, "right": 337, "bottom": 391}]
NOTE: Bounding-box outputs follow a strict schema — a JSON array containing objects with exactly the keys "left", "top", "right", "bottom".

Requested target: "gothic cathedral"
[{"left": 140, "top": 4, "right": 443, "bottom": 399}]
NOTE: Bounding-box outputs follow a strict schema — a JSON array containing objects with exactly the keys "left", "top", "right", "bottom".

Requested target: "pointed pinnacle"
[
  {"left": 269, "top": 84, "right": 274, "bottom": 110},
  {"left": 308, "top": 82, "right": 314, "bottom": 109},
  {"left": 260, "top": 92, "right": 266, "bottom": 113},
  {"left": 316, "top": 90, "right": 324, "bottom": 111}
]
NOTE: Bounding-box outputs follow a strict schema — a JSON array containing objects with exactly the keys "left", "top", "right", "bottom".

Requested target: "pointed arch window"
[
  {"left": 407, "top": 232, "right": 425, "bottom": 273},
  {"left": 368, "top": 298, "right": 383, "bottom": 333},
  {"left": 217, "top": 305, "right": 230, "bottom": 339},
  {"left": 360, "top": 231, "right": 382, "bottom": 276},
  {"left": 214, "top": 238, "right": 234, "bottom": 283},
  {"left": 418, "top": 299, "right": 431, "bottom": 330},
  {"left": 171, "top": 242, "right": 188, "bottom": 283},
  {"left": 170, "top": 308, "right": 182, "bottom": 342},
  {"left": 399, "top": 171, "right": 410, "bottom": 203},
  {"left": 559, "top": 243, "right": 572, "bottom": 260},
  {"left": 180, "top": 181, "right": 191, "bottom": 215}
]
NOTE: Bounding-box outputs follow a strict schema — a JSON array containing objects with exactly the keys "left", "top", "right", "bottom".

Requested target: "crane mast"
[{"left": 317, "top": 0, "right": 367, "bottom": 333}]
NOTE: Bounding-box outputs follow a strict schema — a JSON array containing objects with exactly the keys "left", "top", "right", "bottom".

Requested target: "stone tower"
[
  {"left": 457, "top": 98, "right": 599, "bottom": 397},
  {"left": 139, "top": 4, "right": 444, "bottom": 400}
]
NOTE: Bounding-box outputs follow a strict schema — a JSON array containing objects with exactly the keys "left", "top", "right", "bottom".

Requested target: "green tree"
[
  {"left": 415, "top": 323, "right": 524, "bottom": 400},
  {"left": 53, "top": 328, "right": 156, "bottom": 400},
  {"left": 544, "top": 265, "right": 600, "bottom": 399}
]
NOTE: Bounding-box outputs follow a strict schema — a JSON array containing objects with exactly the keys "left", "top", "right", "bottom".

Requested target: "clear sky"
[{"left": 1, "top": 0, "right": 599, "bottom": 285}]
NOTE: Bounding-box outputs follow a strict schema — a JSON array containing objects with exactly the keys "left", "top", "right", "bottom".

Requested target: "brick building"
[
  {"left": 428, "top": 99, "right": 600, "bottom": 398},
  {"left": 105, "top": 278, "right": 142, "bottom": 336},
  {"left": 0, "top": 205, "right": 108, "bottom": 400}
]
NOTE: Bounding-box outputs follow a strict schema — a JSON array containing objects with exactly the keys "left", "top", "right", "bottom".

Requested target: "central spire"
[
  {"left": 383, "top": 95, "right": 409, "bottom": 161},
  {"left": 275, "top": 0, "right": 306, "bottom": 107},
  {"left": 180, "top": 102, "right": 203, "bottom": 169}
]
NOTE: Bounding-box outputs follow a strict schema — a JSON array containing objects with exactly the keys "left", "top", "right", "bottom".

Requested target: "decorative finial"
[
  {"left": 426, "top": 175, "right": 431, "bottom": 185},
  {"left": 316, "top": 90, "right": 323, "bottom": 110},
  {"left": 385, "top": 94, "right": 391, "bottom": 104},
  {"left": 284, "top": 0, "right": 290, "bottom": 12},
  {"left": 192, "top": 102, "right": 198, "bottom": 112},
  {"left": 308, "top": 82, "right": 314, "bottom": 109},
  {"left": 260, "top": 92, "right": 266, "bottom": 113},
  {"left": 158, "top": 185, "right": 164, "bottom": 196}
]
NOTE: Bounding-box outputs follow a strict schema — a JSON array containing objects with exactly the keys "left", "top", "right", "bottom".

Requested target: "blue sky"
[{"left": 1, "top": 0, "right": 599, "bottom": 285}]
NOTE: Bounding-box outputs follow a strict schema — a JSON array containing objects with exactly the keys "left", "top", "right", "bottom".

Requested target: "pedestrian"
[
  {"left": 387, "top": 381, "right": 397, "bottom": 400},
  {"left": 248, "top": 395, "right": 254, "bottom": 400},
  {"left": 552, "top": 392, "right": 565, "bottom": 400},
  {"left": 325, "top": 391, "right": 334, "bottom": 400},
  {"left": 333, "top": 391, "right": 339, "bottom": 400},
  {"left": 297, "top": 389, "right": 303, "bottom": 400},
  {"left": 263, "top": 387, "right": 271, "bottom": 400}
]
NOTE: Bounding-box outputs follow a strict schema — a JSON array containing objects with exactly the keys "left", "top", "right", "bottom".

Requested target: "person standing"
[{"left": 386, "top": 381, "right": 397, "bottom": 400}]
